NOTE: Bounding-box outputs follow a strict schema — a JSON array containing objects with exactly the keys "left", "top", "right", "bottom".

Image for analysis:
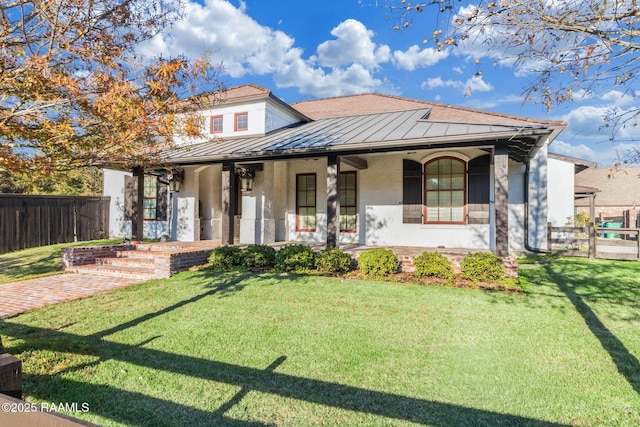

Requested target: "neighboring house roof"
[
  {"left": 165, "top": 108, "right": 557, "bottom": 165},
  {"left": 575, "top": 166, "right": 640, "bottom": 207},
  {"left": 548, "top": 152, "right": 596, "bottom": 173},
  {"left": 575, "top": 185, "right": 600, "bottom": 196},
  {"left": 291, "top": 93, "right": 566, "bottom": 128}
]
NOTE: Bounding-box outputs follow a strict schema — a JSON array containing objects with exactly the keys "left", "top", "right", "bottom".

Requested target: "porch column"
[
  {"left": 132, "top": 166, "right": 145, "bottom": 241},
  {"left": 221, "top": 162, "right": 236, "bottom": 245},
  {"left": 327, "top": 154, "right": 340, "bottom": 248},
  {"left": 494, "top": 146, "right": 509, "bottom": 257}
]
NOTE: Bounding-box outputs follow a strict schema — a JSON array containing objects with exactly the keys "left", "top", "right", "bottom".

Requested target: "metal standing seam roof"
[{"left": 164, "top": 108, "right": 552, "bottom": 164}]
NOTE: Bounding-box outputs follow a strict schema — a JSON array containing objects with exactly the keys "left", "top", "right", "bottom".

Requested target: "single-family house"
[{"left": 104, "top": 84, "right": 572, "bottom": 257}]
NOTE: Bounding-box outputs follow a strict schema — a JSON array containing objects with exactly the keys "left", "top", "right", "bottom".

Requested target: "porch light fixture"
[
  {"left": 235, "top": 167, "right": 255, "bottom": 192},
  {"left": 168, "top": 169, "right": 184, "bottom": 192}
]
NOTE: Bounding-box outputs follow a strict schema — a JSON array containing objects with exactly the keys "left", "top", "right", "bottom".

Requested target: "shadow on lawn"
[
  {"left": 538, "top": 261, "right": 640, "bottom": 396},
  {"left": 2, "top": 271, "right": 572, "bottom": 427}
]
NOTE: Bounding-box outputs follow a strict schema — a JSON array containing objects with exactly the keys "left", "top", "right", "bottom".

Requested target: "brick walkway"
[{"left": 0, "top": 274, "right": 139, "bottom": 318}]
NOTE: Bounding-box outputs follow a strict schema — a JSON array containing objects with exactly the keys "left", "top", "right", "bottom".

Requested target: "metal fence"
[{"left": 0, "top": 195, "right": 110, "bottom": 254}]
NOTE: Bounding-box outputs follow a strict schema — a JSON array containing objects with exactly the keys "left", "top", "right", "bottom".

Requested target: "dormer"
[{"left": 197, "top": 84, "right": 310, "bottom": 140}]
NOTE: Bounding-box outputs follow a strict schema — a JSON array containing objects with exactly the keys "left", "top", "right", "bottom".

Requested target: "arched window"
[{"left": 425, "top": 157, "right": 466, "bottom": 224}]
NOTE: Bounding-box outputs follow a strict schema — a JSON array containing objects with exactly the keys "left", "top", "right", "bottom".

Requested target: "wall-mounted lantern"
[
  {"left": 168, "top": 169, "right": 184, "bottom": 192},
  {"left": 235, "top": 167, "right": 256, "bottom": 192}
]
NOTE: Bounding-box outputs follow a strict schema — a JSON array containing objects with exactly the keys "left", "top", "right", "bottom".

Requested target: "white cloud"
[
  {"left": 467, "top": 75, "right": 493, "bottom": 93},
  {"left": 421, "top": 74, "right": 493, "bottom": 95},
  {"left": 421, "top": 77, "right": 463, "bottom": 90},
  {"left": 601, "top": 90, "right": 636, "bottom": 107},
  {"left": 549, "top": 140, "right": 597, "bottom": 162},
  {"left": 138, "top": 1, "right": 389, "bottom": 97},
  {"left": 274, "top": 61, "right": 383, "bottom": 98},
  {"left": 563, "top": 106, "right": 609, "bottom": 135},
  {"left": 392, "top": 45, "right": 449, "bottom": 71},
  {"left": 315, "top": 19, "right": 391, "bottom": 69}
]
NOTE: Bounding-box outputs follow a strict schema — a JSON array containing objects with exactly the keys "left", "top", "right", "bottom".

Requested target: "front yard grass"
[
  {"left": 1, "top": 257, "right": 639, "bottom": 426},
  {"left": 0, "top": 239, "right": 120, "bottom": 284}
]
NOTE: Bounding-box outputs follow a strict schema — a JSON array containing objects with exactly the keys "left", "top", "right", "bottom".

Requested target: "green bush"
[
  {"left": 208, "top": 245, "right": 243, "bottom": 269},
  {"left": 460, "top": 252, "right": 505, "bottom": 282},
  {"left": 242, "top": 244, "right": 276, "bottom": 270},
  {"left": 275, "top": 244, "right": 317, "bottom": 273},
  {"left": 357, "top": 248, "right": 399, "bottom": 277},
  {"left": 315, "top": 248, "right": 353, "bottom": 274},
  {"left": 413, "top": 252, "right": 455, "bottom": 280}
]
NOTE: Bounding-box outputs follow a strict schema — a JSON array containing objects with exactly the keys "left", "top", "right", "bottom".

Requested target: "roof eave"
[{"left": 165, "top": 128, "right": 552, "bottom": 166}]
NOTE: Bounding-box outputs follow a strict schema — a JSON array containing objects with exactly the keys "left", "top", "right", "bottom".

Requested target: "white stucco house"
[{"left": 104, "top": 84, "right": 578, "bottom": 257}]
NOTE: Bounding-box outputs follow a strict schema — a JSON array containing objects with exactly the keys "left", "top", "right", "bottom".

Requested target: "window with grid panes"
[
  {"left": 339, "top": 171, "right": 357, "bottom": 232},
  {"left": 210, "top": 115, "right": 223, "bottom": 133},
  {"left": 143, "top": 175, "right": 157, "bottom": 220},
  {"left": 296, "top": 173, "right": 316, "bottom": 231},
  {"left": 425, "top": 157, "right": 466, "bottom": 224},
  {"left": 235, "top": 112, "right": 248, "bottom": 131}
]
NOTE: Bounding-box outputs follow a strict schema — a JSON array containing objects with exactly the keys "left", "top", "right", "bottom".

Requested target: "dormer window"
[
  {"left": 210, "top": 115, "right": 223, "bottom": 134},
  {"left": 235, "top": 112, "right": 248, "bottom": 131}
]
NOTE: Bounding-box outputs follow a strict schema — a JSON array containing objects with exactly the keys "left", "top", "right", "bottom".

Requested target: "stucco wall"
[
  {"left": 547, "top": 156, "right": 575, "bottom": 226},
  {"left": 173, "top": 99, "right": 303, "bottom": 146},
  {"left": 103, "top": 169, "right": 169, "bottom": 239}
]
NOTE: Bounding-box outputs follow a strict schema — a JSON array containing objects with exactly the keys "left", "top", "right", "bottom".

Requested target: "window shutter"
[
  {"left": 156, "top": 176, "right": 168, "bottom": 221},
  {"left": 467, "top": 155, "right": 490, "bottom": 224},
  {"left": 124, "top": 175, "right": 137, "bottom": 221},
  {"left": 403, "top": 159, "right": 423, "bottom": 224}
]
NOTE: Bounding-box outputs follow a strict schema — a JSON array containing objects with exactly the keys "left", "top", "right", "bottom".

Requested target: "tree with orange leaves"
[{"left": 0, "top": 0, "right": 224, "bottom": 177}]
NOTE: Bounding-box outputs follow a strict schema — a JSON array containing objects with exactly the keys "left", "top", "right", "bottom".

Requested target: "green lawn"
[
  {"left": 0, "top": 239, "right": 120, "bottom": 284},
  {"left": 1, "top": 257, "right": 639, "bottom": 426}
]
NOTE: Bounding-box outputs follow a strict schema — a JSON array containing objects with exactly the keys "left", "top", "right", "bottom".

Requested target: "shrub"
[
  {"left": 242, "top": 244, "right": 276, "bottom": 270},
  {"left": 208, "top": 245, "right": 243, "bottom": 269},
  {"left": 460, "top": 252, "right": 505, "bottom": 282},
  {"left": 315, "top": 248, "right": 353, "bottom": 274},
  {"left": 413, "top": 252, "right": 455, "bottom": 280},
  {"left": 275, "top": 244, "right": 317, "bottom": 273},
  {"left": 357, "top": 248, "right": 399, "bottom": 277}
]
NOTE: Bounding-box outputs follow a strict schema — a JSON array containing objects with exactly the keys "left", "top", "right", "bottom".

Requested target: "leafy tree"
[
  {"left": 0, "top": 167, "right": 103, "bottom": 195},
  {"left": 0, "top": 0, "right": 223, "bottom": 177},
  {"left": 382, "top": 0, "right": 639, "bottom": 141}
]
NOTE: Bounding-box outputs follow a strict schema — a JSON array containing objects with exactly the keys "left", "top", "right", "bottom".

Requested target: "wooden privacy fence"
[
  {"left": 0, "top": 195, "right": 110, "bottom": 254},
  {"left": 547, "top": 222, "right": 640, "bottom": 260}
]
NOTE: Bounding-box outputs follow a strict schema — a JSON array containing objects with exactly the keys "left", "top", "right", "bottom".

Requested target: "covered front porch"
[{"left": 167, "top": 146, "right": 526, "bottom": 258}]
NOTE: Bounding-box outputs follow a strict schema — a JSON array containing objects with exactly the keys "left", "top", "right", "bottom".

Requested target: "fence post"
[
  {"left": 547, "top": 222, "right": 552, "bottom": 252},
  {"left": 589, "top": 224, "right": 596, "bottom": 259}
]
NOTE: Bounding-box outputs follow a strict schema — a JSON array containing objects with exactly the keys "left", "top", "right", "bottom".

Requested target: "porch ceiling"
[{"left": 165, "top": 108, "right": 554, "bottom": 165}]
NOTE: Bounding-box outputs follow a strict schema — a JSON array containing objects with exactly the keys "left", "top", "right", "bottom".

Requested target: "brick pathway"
[{"left": 0, "top": 274, "right": 139, "bottom": 318}]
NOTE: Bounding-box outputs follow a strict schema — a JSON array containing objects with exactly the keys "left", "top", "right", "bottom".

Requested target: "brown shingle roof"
[{"left": 292, "top": 93, "right": 566, "bottom": 128}]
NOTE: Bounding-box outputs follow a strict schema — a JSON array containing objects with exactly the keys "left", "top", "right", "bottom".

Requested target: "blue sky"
[{"left": 139, "top": 0, "right": 639, "bottom": 166}]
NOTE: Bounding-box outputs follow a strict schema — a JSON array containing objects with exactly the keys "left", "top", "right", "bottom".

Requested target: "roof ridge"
[{"left": 292, "top": 92, "right": 566, "bottom": 127}]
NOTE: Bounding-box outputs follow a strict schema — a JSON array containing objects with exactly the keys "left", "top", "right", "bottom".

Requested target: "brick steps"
[
  {"left": 67, "top": 247, "right": 158, "bottom": 280},
  {"left": 72, "top": 264, "right": 157, "bottom": 280},
  {"left": 63, "top": 243, "right": 216, "bottom": 281},
  {"left": 96, "top": 256, "right": 156, "bottom": 269}
]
